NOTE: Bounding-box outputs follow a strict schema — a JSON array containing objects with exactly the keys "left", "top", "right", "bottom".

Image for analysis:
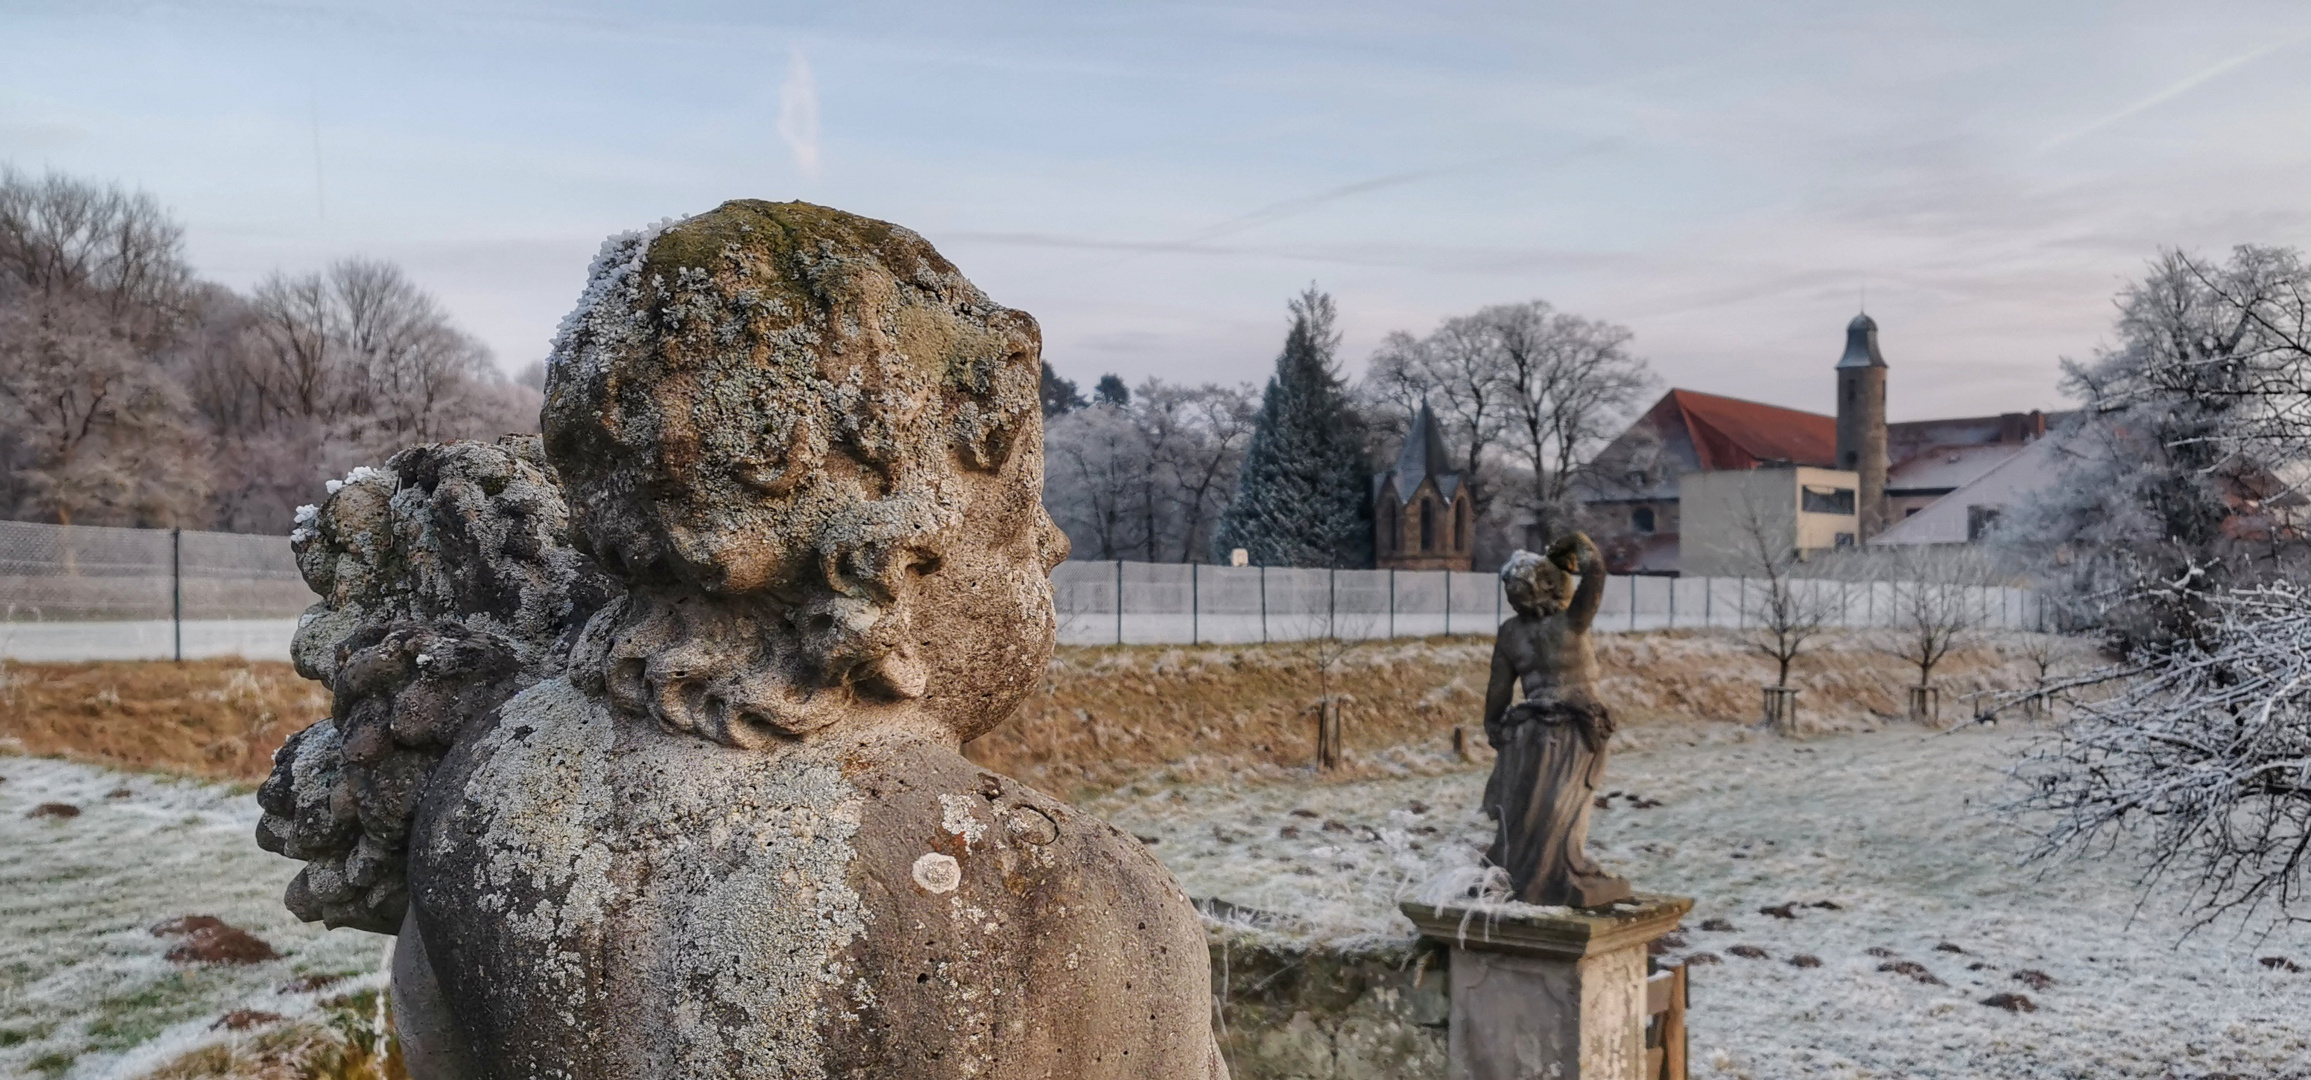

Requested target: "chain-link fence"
[
  {"left": 0, "top": 520, "right": 2046, "bottom": 660},
  {"left": 0, "top": 520, "right": 311, "bottom": 661},
  {"left": 1052, "top": 560, "right": 2045, "bottom": 646}
]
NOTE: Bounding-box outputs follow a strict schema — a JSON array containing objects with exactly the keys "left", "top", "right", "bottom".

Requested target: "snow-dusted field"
[
  {"left": 0, "top": 758, "right": 385, "bottom": 1080},
  {"left": 6, "top": 723, "right": 2310, "bottom": 1078},
  {"left": 1088, "top": 724, "right": 2311, "bottom": 1080}
]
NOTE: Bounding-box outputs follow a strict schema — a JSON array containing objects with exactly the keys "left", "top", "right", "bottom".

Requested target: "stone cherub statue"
[
  {"left": 1479, "top": 532, "right": 1634, "bottom": 909},
  {"left": 258, "top": 201, "right": 1229, "bottom": 1079}
]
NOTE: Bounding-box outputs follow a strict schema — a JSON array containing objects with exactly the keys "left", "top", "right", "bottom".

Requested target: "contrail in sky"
[
  {"left": 778, "top": 46, "right": 821, "bottom": 179},
  {"left": 984, "top": 140, "right": 1617, "bottom": 281},
  {"left": 2038, "top": 37, "right": 2306, "bottom": 152}
]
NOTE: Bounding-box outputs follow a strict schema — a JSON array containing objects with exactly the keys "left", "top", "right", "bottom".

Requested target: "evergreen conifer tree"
[{"left": 1216, "top": 286, "right": 1372, "bottom": 567}]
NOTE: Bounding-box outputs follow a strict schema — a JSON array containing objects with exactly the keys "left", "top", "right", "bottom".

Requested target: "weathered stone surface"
[
  {"left": 376, "top": 201, "right": 1224, "bottom": 1078},
  {"left": 257, "top": 436, "right": 609, "bottom": 934},
  {"left": 1481, "top": 534, "right": 1633, "bottom": 908},
  {"left": 1210, "top": 931, "right": 1449, "bottom": 1080},
  {"left": 1401, "top": 898, "right": 1688, "bottom": 1080}
]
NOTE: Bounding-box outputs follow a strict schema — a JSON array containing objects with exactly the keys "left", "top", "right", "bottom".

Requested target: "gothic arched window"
[
  {"left": 1419, "top": 499, "right": 1435, "bottom": 552},
  {"left": 1457, "top": 498, "right": 1472, "bottom": 551}
]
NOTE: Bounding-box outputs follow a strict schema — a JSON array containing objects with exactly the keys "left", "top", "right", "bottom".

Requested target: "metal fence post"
[
  {"left": 1704, "top": 575, "right": 1712, "bottom": 627},
  {"left": 1114, "top": 559, "right": 1124, "bottom": 646},
  {"left": 1738, "top": 576, "right": 1747, "bottom": 629},
  {"left": 1629, "top": 574, "right": 1637, "bottom": 631},
  {"left": 1327, "top": 567, "right": 1337, "bottom": 641},
  {"left": 1668, "top": 577, "right": 1676, "bottom": 630},
  {"left": 1444, "top": 571, "right": 1452, "bottom": 637},
  {"left": 1190, "top": 562, "right": 1199, "bottom": 645},
  {"left": 1387, "top": 568, "right": 1396, "bottom": 639},
  {"left": 171, "top": 526, "right": 183, "bottom": 664},
  {"left": 1259, "top": 564, "right": 1268, "bottom": 644}
]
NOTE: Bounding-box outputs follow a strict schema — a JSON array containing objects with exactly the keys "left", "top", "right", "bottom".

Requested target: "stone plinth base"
[{"left": 1401, "top": 894, "right": 1691, "bottom": 1080}]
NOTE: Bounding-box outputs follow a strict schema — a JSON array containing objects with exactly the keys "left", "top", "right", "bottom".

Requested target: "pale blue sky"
[{"left": 6, "top": 0, "right": 2311, "bottom": 420}]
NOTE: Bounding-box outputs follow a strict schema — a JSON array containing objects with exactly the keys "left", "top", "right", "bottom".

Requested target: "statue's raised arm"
[{"left": 1549, "top": 531, "right": 1606, "bottom": 632}]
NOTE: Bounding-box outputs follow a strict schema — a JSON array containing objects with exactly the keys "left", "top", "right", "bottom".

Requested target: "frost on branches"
[
  {"left": 2012, "top": 580, "right": 2311, "bottom": 928},
  {"left": 2003, "top": 245, "right": 2311, "bottom": 651}
]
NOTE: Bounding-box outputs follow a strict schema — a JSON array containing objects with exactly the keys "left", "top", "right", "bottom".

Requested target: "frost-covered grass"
[
  {"left": 0, "top": 756, "right": 386, "bottom": 1080},
  {"left": 11, "top": 716, "right": 2311, "bottom": 1078},
  {"left": 1088, "top": 724, "right": 2311, "bottom": 1079}
]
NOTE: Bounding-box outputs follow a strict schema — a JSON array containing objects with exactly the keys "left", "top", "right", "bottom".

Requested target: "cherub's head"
[
  {"left": 1500, "top": 547, "right": 1575, "bottom": 618},
  {"left": 543, "top": 201, "right": 1065, "bottom": 747}
]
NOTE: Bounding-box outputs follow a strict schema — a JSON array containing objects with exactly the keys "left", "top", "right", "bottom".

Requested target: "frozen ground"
[
  {"left": 1087, "top": 724, "right": 2311, "bottom": 1080},
  {"left": 6, "top": 724, "right": 2309, "bottom": 1078},
  {"left": 0, "top": 758, "right": 385, "bottom": 1080}
]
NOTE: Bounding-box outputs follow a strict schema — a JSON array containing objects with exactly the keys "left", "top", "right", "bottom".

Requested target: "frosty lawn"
[
  {"left": 0, "top": 759, "right": 384, "bottom": 1080},
  {"left": 1088, "top": 724, "right": 2311, "bottom": 1079},
  {"left": 6, "top": 722, "right": 2310, "bottom": 1078}
]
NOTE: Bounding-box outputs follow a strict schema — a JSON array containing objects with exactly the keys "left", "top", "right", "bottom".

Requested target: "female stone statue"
[{"left": 1480, "top": 532, "right": 1633, "bottom": 909}]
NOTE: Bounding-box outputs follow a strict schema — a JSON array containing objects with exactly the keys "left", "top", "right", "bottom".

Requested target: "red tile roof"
[{"left": 1652, "top": 389, "right": 1837, "bottom": 470}]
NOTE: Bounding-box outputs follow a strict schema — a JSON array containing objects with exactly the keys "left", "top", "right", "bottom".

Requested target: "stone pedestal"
[{"left": 1402, "top": 894, "right": 1691, "bottom": 1080}]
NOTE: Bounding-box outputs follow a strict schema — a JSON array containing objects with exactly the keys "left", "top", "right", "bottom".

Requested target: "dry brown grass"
[
  {"left": 967, "top": 630, "right": 2065, "bottom": 797},
  {"left": 0, "top": 630, "right": 2064, "bottom": 797},
  {"left": 0, "top": 659, "right": 325, "bottom": 785}
]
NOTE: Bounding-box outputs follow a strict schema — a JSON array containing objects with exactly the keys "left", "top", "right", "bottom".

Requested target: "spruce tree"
[
  {"left": 1216, "top": 286, "right": 1372, "bottom": 568},
  {"left": 1040, "top": 361, "right": 1086, "bottom": 417}
]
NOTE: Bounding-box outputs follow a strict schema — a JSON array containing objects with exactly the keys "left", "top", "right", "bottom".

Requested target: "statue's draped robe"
[{"left": 1482, "top": 690, "right": 1631, "bottom": 909}]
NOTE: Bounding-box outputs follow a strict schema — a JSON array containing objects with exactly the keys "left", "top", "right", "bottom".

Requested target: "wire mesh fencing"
[
  {"left": 0, "top": 520, "right": 312, "bottom": 661},
  {"left": 1052, "top": 560, "right": 2045, "bottom": 646},
  {"left": 0, "top": 519, "right": 2048, "bottom": 659}
]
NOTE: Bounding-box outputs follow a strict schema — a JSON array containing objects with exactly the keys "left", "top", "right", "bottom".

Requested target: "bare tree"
[
  {"left": 2008, "top": 580, "right": 2311, "bottom": 929},
  {"left": 1717, "top": 488, "right": 1836, "bottom": 693},
  {"left": 1042, "top": 380, "right": 1256, "bottom": 564},
  {"left": 1043, "top": 404, "right": 1146, "bottom": 560},
  {"left": 1878, "top": 547, "right": 1996, "bottom": 723},
  {"left": 0, "top": 294, "right": 207, "bottom": 525},
  {"left": 1364, "top": 317, "right": 1514, "bottom": 521},
  {"left": 1139, "top": 380, "right": 1256, "bottom": 562},
  {"left": 1885, "top": 547, "right": 1992, "bottom": 682},
  {"left": 0, "top": 167, "right": 194, "bottom": 346},
  {"left": 2004, "top": 246, "right": 2311, "bottom": 653},
  {"left": 1485, "top": 301, "right": 1656, "bottom": 537}
]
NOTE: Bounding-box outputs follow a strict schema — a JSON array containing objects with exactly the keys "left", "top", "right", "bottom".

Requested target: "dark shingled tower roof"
[
  {"left": 1837, "top": 313, "right": 1887, "bottom": 369},
  {"left": 1384, "top": 400, "right": 1460, "bottom": 504}
]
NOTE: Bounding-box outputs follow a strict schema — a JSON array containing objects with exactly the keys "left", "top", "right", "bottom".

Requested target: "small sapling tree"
[{"left": 1883, "top": 546, "right": 1994, "bottom": 724}]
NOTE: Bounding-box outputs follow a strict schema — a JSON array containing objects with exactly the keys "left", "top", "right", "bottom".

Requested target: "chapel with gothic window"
[{"left": 1372, "top": 401, "right": 1474, "bottom": 571}]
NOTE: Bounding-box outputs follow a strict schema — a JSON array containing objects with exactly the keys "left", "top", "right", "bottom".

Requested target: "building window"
[
  {"left": 1420, "top": 499, "right": 1435, "bottom": 552},
  {"left": 1842, "top": 451, "right": 1856, "bottom": 468},
  {"left": 1967, "top": 505, "right": 2003, "bottom": 541},
  {"left": 1632, "top": 507, "right": 1656, "bottom": 533},
  {"left": 1802, "top": 485, "right": 1856, "bottom": 515},
  {"left": 1379, "top": 500, "right": 1396, "bottom": 553},
  {"left": 1834, "top": 532, "right": 1856, "bottom": 549},
  {"left": 1845, "top": 380, "right": 1855, "bottom": 403},
  {"left": 1457, "top": 499, "right": 1472, "bottom": 552}
]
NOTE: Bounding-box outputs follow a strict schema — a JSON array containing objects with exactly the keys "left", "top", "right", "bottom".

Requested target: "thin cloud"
[
  {"left": 2039, "top": 37, "right": 2306, "bottom": 152},
  {"left": 778, "top": 46, "right": 820, "bottom": 179}
]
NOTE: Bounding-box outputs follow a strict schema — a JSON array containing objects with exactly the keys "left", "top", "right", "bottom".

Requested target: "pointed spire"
[{"left": 1389, "top": 399, "right": 1456, "bottom": 504}]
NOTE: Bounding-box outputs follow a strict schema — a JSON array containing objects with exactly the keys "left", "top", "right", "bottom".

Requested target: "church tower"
[{"left": 1835, "top": 313, "right": 1890, "bottom": 537}]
